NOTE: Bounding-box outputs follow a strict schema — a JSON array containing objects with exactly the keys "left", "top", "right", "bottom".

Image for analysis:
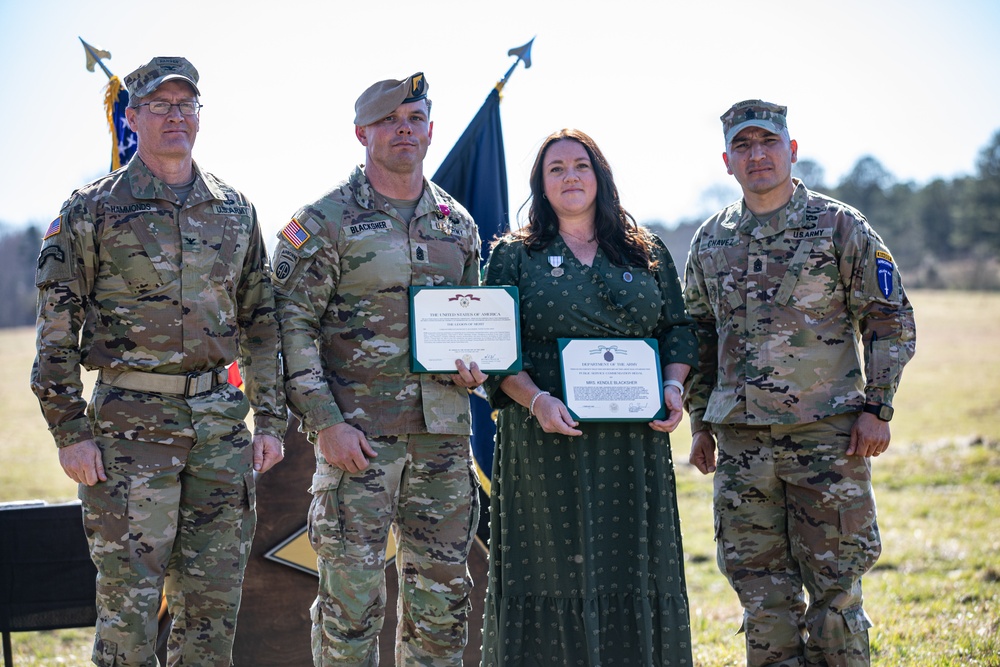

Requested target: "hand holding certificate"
[
  {"left": 557, "top": 338, "right": 665, "bottom": 421},
  {"left": 410, "top": 286, "right": 522, "bottom": 374}
]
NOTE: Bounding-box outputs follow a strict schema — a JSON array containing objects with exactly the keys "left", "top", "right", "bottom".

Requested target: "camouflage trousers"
[
  {"left": 308, "top": 433, "right": 479, "bottom": 666},
  {"left": 712, "top": 413, "right": 879, "bottom": 667},
  {"left": 80, "top": 382, "right": 256, "bottom": 667}
]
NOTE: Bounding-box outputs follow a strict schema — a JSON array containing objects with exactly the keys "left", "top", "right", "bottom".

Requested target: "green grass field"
[{"left": 2, "top": 289, "right": 999, "bottom": 665}]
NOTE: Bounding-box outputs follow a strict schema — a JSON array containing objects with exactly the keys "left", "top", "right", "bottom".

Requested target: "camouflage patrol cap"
[
  {"left": 124, "top": 56, "right": 201, "bottom": 101},
  {"left": 721, "top": 99, "right": 788, "bottom": 146},
  {"left": 354, "top": 73, "right": 429, "bottom": 126}
]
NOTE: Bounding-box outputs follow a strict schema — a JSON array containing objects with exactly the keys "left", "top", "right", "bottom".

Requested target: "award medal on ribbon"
[{"left": 549, "top": 255, "right": 565, "bottom": 277}]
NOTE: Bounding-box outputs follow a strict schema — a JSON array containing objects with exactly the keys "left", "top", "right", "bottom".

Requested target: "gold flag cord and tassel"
[{"left": 103, "top": 75, "right": 125, "bottom": 170}]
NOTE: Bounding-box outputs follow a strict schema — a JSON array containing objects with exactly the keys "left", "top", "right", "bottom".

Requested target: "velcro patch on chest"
[
  {"left": 213, "top": 204, "right": 250, "bottom": 216},
  {"left": 412, "top": 243, "right": 428, "bottom": 263},
  {"left": 790, "top": 228, "right": 833, "bottom": 240},
  {"left": 346, "top": 220, "right": 392, "bottom": 236},
  {"left": 701, "top": 237, "right": 741, "bottom": 251}
]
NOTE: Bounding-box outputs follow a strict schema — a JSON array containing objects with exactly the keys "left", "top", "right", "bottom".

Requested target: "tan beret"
[
  {"left": 354, "top": 72, "right": 428, "bottom": 126},
  {"left": 124, "top": 56, "right": 200, "bottom": 101}
]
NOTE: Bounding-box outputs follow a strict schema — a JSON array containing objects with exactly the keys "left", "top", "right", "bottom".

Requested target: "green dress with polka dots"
[{"left": 480, "top": 235, "right": 699, "bottom": 666}]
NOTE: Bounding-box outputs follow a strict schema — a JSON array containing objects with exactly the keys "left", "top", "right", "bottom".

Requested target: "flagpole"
[{"left": 496, "top": 37, "right": 534, "bottom": 93}]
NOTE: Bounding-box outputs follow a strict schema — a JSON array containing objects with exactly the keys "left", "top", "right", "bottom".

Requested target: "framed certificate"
[
  {"left": 410, "top": 286, "right": 522, "bottom": 374},
  {"left": 557, "top": 338, "right": 664, "bottom": 421}
]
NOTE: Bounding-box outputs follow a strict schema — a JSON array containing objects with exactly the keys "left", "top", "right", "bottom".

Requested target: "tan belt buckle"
[
  {"left": 188, "top": 368, "right": 227, "bottom": 396},
  {"left": 184, "top": 371, "right": 213, "bottom": 397}
]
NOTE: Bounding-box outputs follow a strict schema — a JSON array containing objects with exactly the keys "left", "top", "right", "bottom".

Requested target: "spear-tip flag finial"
[
  {"left": 497, "top": 37, "right": 535, "bottom": 92},
  {"left": 508, "top": 38, "right": 534, "bottom": 70},
  {"left": 79, "top": 37, "right": 113, "bottom": 79}
]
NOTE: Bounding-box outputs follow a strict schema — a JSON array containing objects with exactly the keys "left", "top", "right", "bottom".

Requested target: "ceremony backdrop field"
[{"left": 2, "top": 289, "right": 999, "bottom": 665}]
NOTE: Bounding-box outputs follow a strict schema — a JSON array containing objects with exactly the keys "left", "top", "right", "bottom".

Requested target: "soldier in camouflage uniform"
[
  {"left": 683, "top": 100, "right": 916, "bottom": 666},
  {"left": 30, "top": 56, "right": 285, "bottom": 667},
  {"left": 272, "top": 73, "right": 485, "bottom": 667}
]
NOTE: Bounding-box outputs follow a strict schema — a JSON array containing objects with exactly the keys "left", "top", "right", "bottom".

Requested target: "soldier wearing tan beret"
[{"left": 273, "top": 73, "right": 485, "bottom": 666}]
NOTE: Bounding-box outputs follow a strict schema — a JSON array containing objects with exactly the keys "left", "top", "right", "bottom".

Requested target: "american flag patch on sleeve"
[
  {"left": 43, "top": 217, "right": 62, "bottom": 239},
  {"left": 281, "top": 218, "right": 310, "bottom": 248}
]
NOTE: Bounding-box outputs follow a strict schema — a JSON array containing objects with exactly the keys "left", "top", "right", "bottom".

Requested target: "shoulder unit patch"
[{"left": 875, "top": 250, "right": 894, "bottom": 298}]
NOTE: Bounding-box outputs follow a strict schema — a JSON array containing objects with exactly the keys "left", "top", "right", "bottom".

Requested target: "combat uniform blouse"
[
  {"left": 31, "top": 157, "right": 285, "bottom": 448},
  {"left": 272, "top": 165, "right": 481, "bottom": 437},
  {"left": 683, "top": 179, "right": 916, "bottom": 433}
]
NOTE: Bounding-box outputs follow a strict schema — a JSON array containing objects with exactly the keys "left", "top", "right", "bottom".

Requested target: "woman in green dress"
[{"left": 480, "top": 129, "right": 699, "bottom": 666}]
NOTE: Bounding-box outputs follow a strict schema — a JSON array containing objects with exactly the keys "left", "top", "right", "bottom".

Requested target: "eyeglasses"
[{"left": 132, "top": 101, "right": 203, "bottom": 115}]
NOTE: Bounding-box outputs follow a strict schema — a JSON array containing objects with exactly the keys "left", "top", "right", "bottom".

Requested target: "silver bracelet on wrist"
[
  {"left": 529, "top": 390, "right": 551, "bottom": 417},
  {"left": 663, "top": 379, "right": 685, "bottom": 395}
]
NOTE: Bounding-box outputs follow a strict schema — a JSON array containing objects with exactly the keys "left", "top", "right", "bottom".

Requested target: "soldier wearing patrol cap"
[
  {"left": 272, "top": 73, "right": 485, "bottom": 666},
  {"left": 30, "top": 55, "right": 285, "bottom": 666},
  {"left": 683, "top": 100, "right": 916, "bottom": 665}
]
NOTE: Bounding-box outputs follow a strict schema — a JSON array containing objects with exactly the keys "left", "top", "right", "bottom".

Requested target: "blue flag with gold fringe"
[
  {"left": 80, "top": 39, "right": 138, "bottom": 172},
  {"left": 432, "top": 87, "right": 510, "bottom": 490},
  {"left": 105, "top": 75, "right": 137, "bottom": 171}
]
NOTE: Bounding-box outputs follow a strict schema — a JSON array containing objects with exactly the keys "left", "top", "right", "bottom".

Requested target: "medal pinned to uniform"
[
  {"left": 432, "top": 219, "right": 455, "bottom": 235},
  {"left": 548, "top": 255, "right": 564, "bottom": 277}
]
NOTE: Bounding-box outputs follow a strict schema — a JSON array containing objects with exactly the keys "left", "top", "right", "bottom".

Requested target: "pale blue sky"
[{"left": 2, "top": 0, "right": 998, "bottom": 246}]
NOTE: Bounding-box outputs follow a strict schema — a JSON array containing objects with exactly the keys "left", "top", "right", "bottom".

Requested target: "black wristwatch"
[{"left": 862, "top": 403, "right": 894, "bottom": 422}]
